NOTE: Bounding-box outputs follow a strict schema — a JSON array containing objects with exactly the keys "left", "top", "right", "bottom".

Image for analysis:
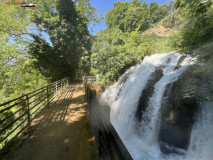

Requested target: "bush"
[{"left": 91, "top": 27, "right": 175, "bottom": 82}]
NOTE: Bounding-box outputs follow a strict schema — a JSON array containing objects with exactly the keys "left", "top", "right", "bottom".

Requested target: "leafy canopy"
[{"left": 105, "top": 0, "right": 169, "bottom": 32}]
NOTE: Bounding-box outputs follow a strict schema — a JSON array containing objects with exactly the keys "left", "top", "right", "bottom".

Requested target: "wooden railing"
[{"left": 0, "top": 77, "right": 69, "bottom": 150}]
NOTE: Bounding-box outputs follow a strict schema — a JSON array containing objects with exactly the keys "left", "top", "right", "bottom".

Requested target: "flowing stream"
[{"left": 100, "top": 52, "right": 213, "bottom": 160}]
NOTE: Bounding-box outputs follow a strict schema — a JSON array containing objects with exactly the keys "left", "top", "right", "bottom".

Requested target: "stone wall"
[{"left": 85, "top": 86, "right": 132, "bottom": 160}]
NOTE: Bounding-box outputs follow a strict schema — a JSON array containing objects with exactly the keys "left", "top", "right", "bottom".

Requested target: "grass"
[{"left": 142, "top": 33, "right": 175, "bottom": 53}]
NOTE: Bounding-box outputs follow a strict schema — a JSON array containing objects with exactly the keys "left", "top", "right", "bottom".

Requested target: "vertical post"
[
  {"left": 96, "top": 74, "right": 99, "bottom": 81},
  {"left": 56, "top": 82, "right": 58, "bottom": 95},
  {"left": 26, "top": 95, "right": 30, "bottom": 124},
  {"left": 82, "top": 76, "right": 85, "bottom": 84},
  {"left": 85, "top": 78, "right": 88, "bottom": 93},
  {"left": 46, "top": 86, "right": 49, "bottom": 107},
  {"left": 61, "top": 80, "right": 62, "bottom": 90}
]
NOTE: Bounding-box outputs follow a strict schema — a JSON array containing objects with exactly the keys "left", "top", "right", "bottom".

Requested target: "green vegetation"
[
  {"left": 29, "top": 0, "right": 99, "bottom": 81},
  {"left": 91, "top": 30, "right": 174, "bottom": 82},
  {"left": 170, "top": 0, "right": 213, "bottom": 102},
  {"left": 90, "top": 0, "right": 213, "bottom": 102},
  {"left": 0, "top": 0, "right": 101, "bottom": 149},
  {"left": 171, "top": 0, "right": 213, "bottom": 49},
  {"left": 29, "top": 0, "right": 101, "bottom": 81},
  {"left": 0, "top": 0, "right": 213, "bottom": 150},
  {"left": 91, "top": 0, "right": 173, "bottom": 82},
  {"left": 0, "top": 5, "right": 48, "bottom": 102},
  {"left": 175, "top": 42, "right": 213, "bottom": 103},
  {"left": 0, "top": 0, "right": 101, "bottom": 102},
  {"left": 91, "top": 0, "right": 213, "bottom": 86},
  {"left": 91, "top": 28, "right": 151, "bottom": 82},
  {"left": 105, "top": 0, "right": 170, "bottom": 32}
]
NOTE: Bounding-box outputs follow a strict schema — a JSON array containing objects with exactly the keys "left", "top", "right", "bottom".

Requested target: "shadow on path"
[{"left": 0, "top": 84, "right": 98, "bottom": 160}]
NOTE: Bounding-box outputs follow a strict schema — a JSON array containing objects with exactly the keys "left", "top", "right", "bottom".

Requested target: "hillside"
[{"left": 143, "top": 22, "right": 171, "bottom": 36}]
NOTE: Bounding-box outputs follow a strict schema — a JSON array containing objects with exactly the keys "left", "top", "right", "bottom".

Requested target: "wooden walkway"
[{"left": 0, "top": 84, "right": 98, "bottom": 160}]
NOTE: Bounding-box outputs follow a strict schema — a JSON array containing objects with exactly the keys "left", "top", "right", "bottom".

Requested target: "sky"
[{"left": 89, "top": 0, "right": 171, "bottom": 35}]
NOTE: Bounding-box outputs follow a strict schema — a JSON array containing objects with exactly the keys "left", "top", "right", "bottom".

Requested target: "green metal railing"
[{"left": 0, "top": 77, "right": 69, "bottom": 150}]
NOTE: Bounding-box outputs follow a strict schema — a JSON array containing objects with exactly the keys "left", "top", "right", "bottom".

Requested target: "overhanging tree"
[{"left": 29, "top": 0, "right": 100, "bottom": 81}]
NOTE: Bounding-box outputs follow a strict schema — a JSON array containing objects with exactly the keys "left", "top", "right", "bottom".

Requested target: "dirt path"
[{"left": 1, "top": 84, "right": 98, "bottom": 160}]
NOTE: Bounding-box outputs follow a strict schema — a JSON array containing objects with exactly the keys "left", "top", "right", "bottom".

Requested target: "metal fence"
[
  {"left": 82, "top": 76, "right": 96, "bottom": 84},
  {"left": 0, "top": 77, "right": 69, "bottom": 150}
]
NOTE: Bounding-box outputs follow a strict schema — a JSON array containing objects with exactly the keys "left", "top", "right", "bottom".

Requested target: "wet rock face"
[
  {"left": 135, "top": 67, "right": 163, "bottom": 122},
  {"left": 175, "top": 55, "right": 187, "bottom": 70},
  {"left": 158, "top": 82, "right": 199, "bottom": 154}
]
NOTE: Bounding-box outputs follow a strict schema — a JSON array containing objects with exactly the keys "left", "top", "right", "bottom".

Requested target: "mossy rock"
[{"left": 159, "top": 44, "right": 213, "bottom": 154}]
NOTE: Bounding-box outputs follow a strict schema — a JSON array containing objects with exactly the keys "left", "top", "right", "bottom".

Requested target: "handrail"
[
  {"left": 0, "top": 78, "right": 67, "bottom": 107},
  {"left": 0, "top": 77, "right": 69, "bottom": 150}
]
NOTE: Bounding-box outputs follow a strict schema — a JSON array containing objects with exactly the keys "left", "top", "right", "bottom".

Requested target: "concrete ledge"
[{"left": 85, "top": 86, "right": 133, "bottom": 160}]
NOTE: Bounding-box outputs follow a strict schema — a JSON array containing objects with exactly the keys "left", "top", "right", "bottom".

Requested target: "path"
[{"left": 0, "top": 84, "right": 98, "bottom": 160}]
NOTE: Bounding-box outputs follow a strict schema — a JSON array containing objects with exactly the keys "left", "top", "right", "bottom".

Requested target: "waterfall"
[
  {"left": 100, "top": 52, "right": 212, "bottom": 160},
  {"left": 186, "top": 102, "right": 213, "bottom": 160}
]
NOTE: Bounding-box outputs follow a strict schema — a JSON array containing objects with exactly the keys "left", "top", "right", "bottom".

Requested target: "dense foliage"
[
  {"left": 0, "top": 0, "right": 100, "bottom": 149},
  {"left": 172, "top": 0, "right": 213, "bottom": 49},
  {"left": 168, "top": 0, "right": 213, "bottom": 102},
  {"left": 1, "top": 0, "right": 212, "bottom": 102},
  {"left": 0, "top": 5, "right": 48, "bottom": 102},
  {"left": 91, "top": 0, "right": 213, "bottom": 83},
  {"left": 174, "top": 42, "right": 213, "bottom": 103},
  {"left": 91, "top": 0, "right": 172, "bottom": 82},
  {"left": 0, "top": 0, "right": 213, "bottom": 150},
  {"left": 91, "top": 28, "right": 151, "bottom": 81},
  {"left": 105, "top": 0, "right": 170, "bottom": 32},
  {"left": 0, "top": 0, "right": 101, "bottom": 101},
  {"left": 29, "top": 0, "right": 101, "bottom": 81}
]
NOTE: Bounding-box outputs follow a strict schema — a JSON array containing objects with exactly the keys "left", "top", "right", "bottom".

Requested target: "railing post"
[
  {"left": 47, "top": 86, "right": 49, "bottom": 107},
  {"left": 56, "top": 82, "right": 58, "bottom": 95},
  {"left": 61, "top": 80, "right": 62, "bottom": 90},
  {"left": 82, "top": 76, "right": 85, "bottom": 84},
  {"left": 26, "top": 95, "right": 30, "bottom": 124}
]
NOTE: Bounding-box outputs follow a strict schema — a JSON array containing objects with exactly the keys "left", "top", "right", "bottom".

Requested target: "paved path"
[{"left": 1, "top": 84, "right": 98, "bottom": 160}]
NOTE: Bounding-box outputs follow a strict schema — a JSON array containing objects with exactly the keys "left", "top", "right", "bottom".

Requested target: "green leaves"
[
  {"left": 75, "top": 0, "right": 103, "bottom": 25},
  {"left": 91, "top": 28, "right": 154, "bottom": 82},
  {"left": 105, "top": 0, "right": 169, "bottom": 32},
  {"left": 28, "top": 0, "right": 101, "bottom": 81},
  {"left": 170, "top": 0, "right": 213, "bottom": 103},
  {"left": 175, "top": 0, "right": 213, "bottom": 48},
  {"left": 105, "top": 1, "right": 129, "bottom": 31},
  {"left": 0, "top": 46, "right": 48, "bottom": 102},
  {"left": 0, "top": 5, "right": 43, "bottom": 101},
  {"left": 123, "top": 7, "right": 146, "bottom": 32},
  {"left": 190, "top": 0, "right": 213, "bottom": 16}
]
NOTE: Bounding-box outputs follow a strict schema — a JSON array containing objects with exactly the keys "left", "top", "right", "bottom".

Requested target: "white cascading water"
[
  {"left": 100, "top": 52, "right": 213, "bottom": 160},
  {"left": 186, "top": 101, "right": 213, "bottom": 160}
]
